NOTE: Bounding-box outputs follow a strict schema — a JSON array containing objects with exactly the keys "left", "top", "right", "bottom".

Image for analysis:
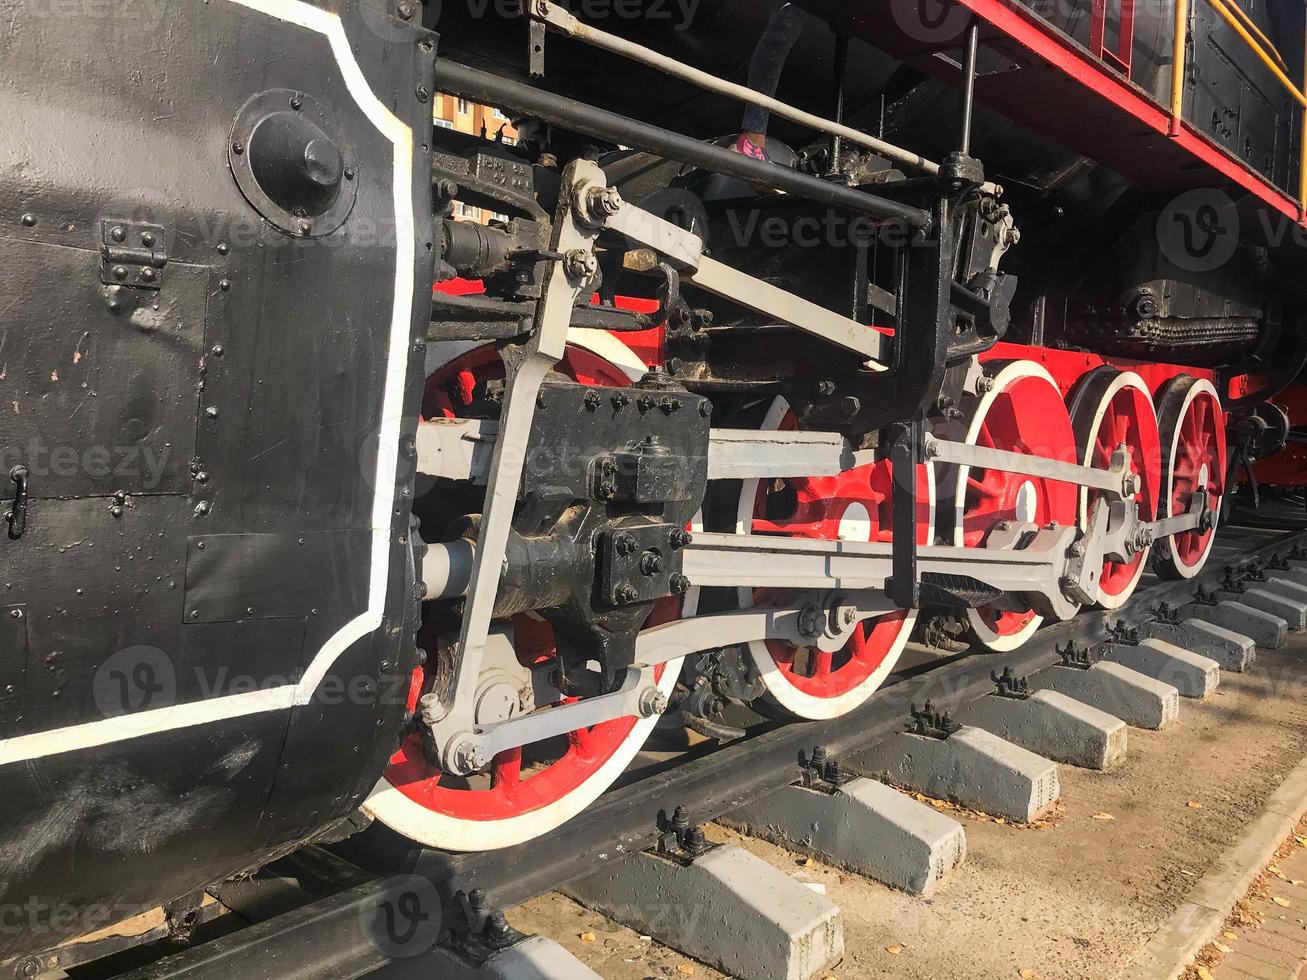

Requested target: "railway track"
[{"left": 93, "top": 516, "right": 1306, "bottom": 980}]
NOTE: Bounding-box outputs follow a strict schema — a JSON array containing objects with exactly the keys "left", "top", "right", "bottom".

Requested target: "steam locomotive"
[{"left": 1, "top": 0, "right": 1303, "bottom": 967}]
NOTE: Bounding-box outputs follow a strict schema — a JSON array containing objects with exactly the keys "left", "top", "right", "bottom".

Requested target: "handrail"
[{"left": 1170, "top": 0, "right": 1307, "bottom": 206}]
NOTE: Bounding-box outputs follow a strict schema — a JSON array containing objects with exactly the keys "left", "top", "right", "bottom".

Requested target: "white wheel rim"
[
  {"left": 1157, "top": 377, "right": 1222, "bottom": 578},
  {"left": 953, "top": 361, "right": 1068, "bottom": 652},
  {"left": 734, "top": 396, "right": 935, "bottom": 720},
  {"left": 366, "top": 332, "right": 690, "bottom": 851},
  {"left": 1068, "top": 370, "right": 1157, "bottom": 609}
]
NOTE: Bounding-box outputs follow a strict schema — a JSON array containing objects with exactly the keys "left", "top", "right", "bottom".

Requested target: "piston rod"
[{"left": 432, "top": 60, "right": 933, "bottom": 229}]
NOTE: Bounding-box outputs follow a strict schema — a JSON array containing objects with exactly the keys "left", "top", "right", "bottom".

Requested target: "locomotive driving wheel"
[
  {"left": 951, "top": 360, "right": 1079, "bottom": 651},
  {"left": 1154, "top": 375, "right": 1226, "bottom": 580},
  {"left": 364, "top": 335, "right": 693, "bottom": 851},
  {"left": 733, "top": 397, "right": 934, "bottom": 720},
  {"left": 1068, "top": 368, "right": 1162, "bottom": 608}
]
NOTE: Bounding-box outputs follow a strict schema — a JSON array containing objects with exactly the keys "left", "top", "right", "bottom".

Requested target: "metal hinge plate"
[{"left": 100, "top": 219, "right": 168, "bottom": 290}]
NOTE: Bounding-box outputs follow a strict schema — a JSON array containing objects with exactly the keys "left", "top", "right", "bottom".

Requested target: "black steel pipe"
[
  {"left": 432, "top": 60, "right": 933, "bottom": 230},
  {"left": 959, "top": 23, "right": 980, "bottom": 156}
]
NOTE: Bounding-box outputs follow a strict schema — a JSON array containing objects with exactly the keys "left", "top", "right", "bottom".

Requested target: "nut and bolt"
[
  {"left": 581, "top": 184, "right": 623, "bottom": 225},
  {"left": 611, "top": 391, "right": 630, "bottom": 409},
  {"left": 638, "top": 686, "right": 668, "bottom": 718},
  {"left": 698, "top": 400, "right": 712, "bottom": 417},
  {"left": 563, "top": 248, "right": 597, "bottom": 281},
  {"left": 798, "top": 604, "right": 824, "bottom": 639},
  {"left": 614, "top": 532, "right": 638, "bottom": 556},
  {"left": 639, "top": 551, "right": 663, "bottom": 575},
  {"left": 817, "top": 379, "right": 837, "bottom": 396},
  {"left": 840, "top": 395, "right": 861, "bottom": 417},
  {"left": 669, "top": 574, "right": 691, "bottom": 594},
  {"left": 396, "top": 0, "right": 417, "bottom": 18},
  {"left": 583, "top": 389, "right": 601, "bottom": 410},
  {"left": 975, "top": 375, "right": 996, "bottom": 394},
  {"left": 418, "top": 691, "right": 448, "bottom": 725},
  {"left": 670, "top": 529, "right": 693, "bottom": 549},
  {"left": 452, "top": 738, "right": 488, "bottom": 773},
  {"left": 615, "top": 584, "right": 639, "bottom": 604}
]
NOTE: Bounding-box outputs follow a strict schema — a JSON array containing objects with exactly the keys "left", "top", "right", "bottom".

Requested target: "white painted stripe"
[{"left": 0, "top": 0, "right": 416, "bottom": 765}]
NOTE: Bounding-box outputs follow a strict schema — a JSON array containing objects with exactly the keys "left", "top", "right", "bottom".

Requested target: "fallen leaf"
[
  {"left": 1295, "top": 835, "right": 1307, "bottom": 847},
  {"left": 1196, "top": 967, "right": 1214, "bottom": 980},
  {"left": 1213, "top": 941, "right": 1232, "bottom": 953},
  {"left": 800, "top": 857, "right": 815, "bottom": 867},
  {"left": 1091, "top": 812, "right": 1115, "bottom": 822},
  {"left": 1223, "top": 931, "right": 1237, "bottom": 940},
  {"left": 1273, "top": 897, "right": 1292, "bottom": 908},
  {"left": 1019, "top": 970, "right": 1037, "bottom": 979},
  {"left": 1187, "top": 801, "right": 1203, "bottom": 810},
  {"left": 886, "top": 945, "right": 903, "bottom": 955},
  {"left": 995, "top": 818, "right": 1007, "bottom": 825},
  {"left": 676, "top": 966, "right": 696, "bottom": 976},
  {"left": 579, "top": 932, "right": 596, "bottom": 942}
]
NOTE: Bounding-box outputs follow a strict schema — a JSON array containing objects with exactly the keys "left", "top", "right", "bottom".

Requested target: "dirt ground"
[{"left": 508, "top": 626, "right": 1307, "bottom": 980}]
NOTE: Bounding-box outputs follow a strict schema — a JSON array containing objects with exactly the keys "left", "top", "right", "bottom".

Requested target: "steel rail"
[
  {"left": 124, "top": 525, "right": 1307, "bottom": 980},
  {"left": 431, "top": 60, "right": 934, "bottom": 230}
]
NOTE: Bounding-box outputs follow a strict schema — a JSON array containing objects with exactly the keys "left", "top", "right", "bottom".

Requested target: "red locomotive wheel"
[
  {"left": 952, "top": 361, "right": 1079, "bottom": 651},
  {"left": 734, "top": 397, "right": 934, "bottom": 720},
  {"left": 1068, "top": 368, "right": 1162, "bottom": 608},
  {"left": 1154, "top": 376, "right": 1226, "bottom": 580},
  {"left": 365, "top": 337, "right": 693, "bottom": 851}
]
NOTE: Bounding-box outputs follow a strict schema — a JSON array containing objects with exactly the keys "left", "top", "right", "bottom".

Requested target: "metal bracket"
[
  {"left": 991, "top": 666, "right": 1030, "bottom": 699},
  {"left": 798, "top": 746, "right": 853, "bottom": 795},
  {"left": 910, "top": 700, "right": 961, "bottom": 739},
  {"left": 1055, "top": 640, "right": 1097, "bottom": 670},
  {"left": 656, "top": 804, "right": 716, "bottom": 866},
  {"left": 100, "top": 218, "right": 167, "bottom": 290}
]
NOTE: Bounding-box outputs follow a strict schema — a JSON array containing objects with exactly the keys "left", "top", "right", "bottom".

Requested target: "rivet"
[
  {"left": 217, "top": 242, "right": 229, "bottom": 255},
  {"left": 194, "top": 501, "right": 211, "bottom": 517},
  {"left": 290, "top": 95, "right": 303, "bottom": 111},
  {"left": 112, "top": 265, "right": 129, "bottom": 281},
  {"left": 211, "top": 345, "right": 225, "bottom": 357},
  {"left": 416, "top": 85, "right": 431, "bottom": 103},
  {"left": 205, "top": 406, "right": 219, "bottom": 419},
  {"left": 141, "top": 231, "right": 155, "bottom": 247},
  {"left": 139, "top": 267, "right": 157, "bottom": 283},
  {"left": 232, "top": 141, "right": 244, "bottom": 155},
  {"left": 20, "top": 213, "right": 36, "bottom": 228},
  {"left": 344, "top": 167, "right": 355, "bottom": 181},
  {"left": 110, "top": 225, "right": 126, "bottom": 242},
  {"left": 219, "top": 279, "right": 231, "bottom": 291},
  {"left": 298, "top": 221, "right": 312, "bottom": 236}
]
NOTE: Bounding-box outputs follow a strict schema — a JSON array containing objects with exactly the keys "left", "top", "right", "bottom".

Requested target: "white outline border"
[{"left": 0, "top": 0, "right": 415, "bottom": 768}]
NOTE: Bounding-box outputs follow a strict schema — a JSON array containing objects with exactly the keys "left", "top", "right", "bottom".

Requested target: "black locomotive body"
[
  {"left": 1, "top": 0, "right": 1305, "bottom": 971},
  {"left": 0, "top": 0, "right": 435, "bottom": 962}
]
